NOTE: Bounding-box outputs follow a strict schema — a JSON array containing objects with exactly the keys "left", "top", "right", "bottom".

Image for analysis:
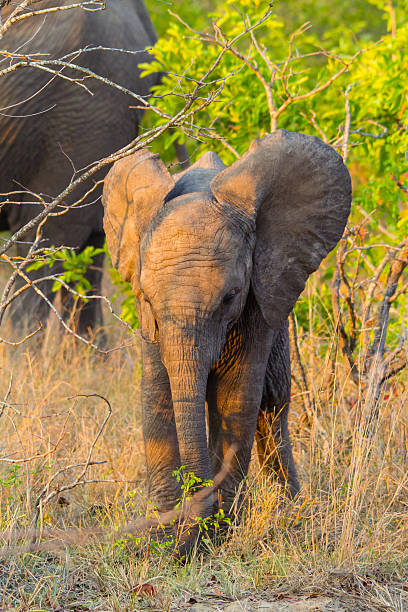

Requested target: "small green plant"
[
  {"left": 109, "top": 265, "right": 139, "bottom": 329},
  {"left": 0, "top": 464, "right": 23, "bottom": 504},
  {"left": 0, "top": 464, "right": 23, "bottom": 488},
  {"left": 27, "top": 242, "right": 141, "bottom": 328},
  {"left": 113, "top": 534, "right": 143, "bottom": 551},
  {"left": 114, "top": 468, "right": 232, "bottom": 554},
  {"left": 172, "top": 464, "right": 214, "bottom": 502},
  {"left": 27, "top": 246, "right": 104, "bottom": 299},
  {"left": 195, "top": 508, "right": 232, "bottom": 545},
  {"left": 171, "top": 466, "right": 232, "bottom": 544}
]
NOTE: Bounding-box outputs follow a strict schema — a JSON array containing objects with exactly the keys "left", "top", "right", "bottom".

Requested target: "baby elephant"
[{"left": 103, "top": 130, "right": 351, "bottom": 543}]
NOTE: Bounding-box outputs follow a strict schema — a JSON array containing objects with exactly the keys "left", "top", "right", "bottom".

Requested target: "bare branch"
[
  {"left": 342, "top": 83, "right": 356, "bottom": 163},
  {"left": 30, "top": 393, "right": 112, "bottom": 541},
  {"left": 390, "top": 173, "right": 408, "bottom": 196},
  {"left": 2, "top": 445, "right": 237, "bottom": 555},
  {"left": 0, "top": 1, "right": 105, "bottom": 38},
  {"left": 368, "top": 241, "right": 408, "bottom": 360},
  {"left": 289, "top": 312, "right": 315, "bottom": 423}
]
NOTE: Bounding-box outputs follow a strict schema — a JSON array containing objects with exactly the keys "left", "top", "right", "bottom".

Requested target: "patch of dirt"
[
  {"left": 186, "top": 595, "right": 367, "bottom": 611},
  {"left": 223, "top": 598, "right": 348, "bottom": 611}
]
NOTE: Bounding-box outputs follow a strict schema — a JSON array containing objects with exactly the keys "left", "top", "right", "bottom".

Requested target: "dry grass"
[{"left": 0, "top": 284, "right": 407, "bottom": 610}]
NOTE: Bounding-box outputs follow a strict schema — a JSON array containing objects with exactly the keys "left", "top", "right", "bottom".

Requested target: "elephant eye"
[{"left": 222, "top": 288, "right": 240, "bottom": 305}]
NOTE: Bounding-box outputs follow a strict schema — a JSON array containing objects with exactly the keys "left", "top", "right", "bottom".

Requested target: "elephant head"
[{"left": 103, "top": 130, "right": 351, "bottom": 513}]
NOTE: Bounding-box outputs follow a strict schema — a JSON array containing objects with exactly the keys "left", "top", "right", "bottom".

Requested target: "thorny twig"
[
  {"left": 324, "top": 70, "right": 408, "bottom": 418},
  {"left": 332, "top": 228, "right": 408, "bottom": 417},
  {"left": 0, "top": 400, "right": 74, "bottom": 465},
  {"left": 30, "top": 393, "right": 112, "bottom": 543},
  {"left": 0, "top": 1, "right": 242, "bottom": 350},
  {"left": 0, "top": 1, "right": 105, "bottom": 37},
  {"left": 199, "top": 13, "right": 371, "bottom": 132},
  {"left": 390, "top": 173, "right": 408, "bottom": 196},
  {"left": 288, "top": 312, "right": 315, "bottom": 423},
  {"left": 342, "top": 83, "right": 356, "bottom": 163},
  {"left": 1, "top": 446, "right": 237, "bottom": 555},
  {"left": 0, "top": 375, "right": 12, "bottom": 420}
]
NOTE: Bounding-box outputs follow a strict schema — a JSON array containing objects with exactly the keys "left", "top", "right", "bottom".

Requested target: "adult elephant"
[
  {"left": 103, "top": 130, "right": 352, "bottom": 549},
  {"left": 0, "top": 0, "right": 159, "bottom": 337}
]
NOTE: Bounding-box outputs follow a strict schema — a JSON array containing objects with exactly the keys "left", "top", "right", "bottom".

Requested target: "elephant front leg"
[
  {"left": 207, "top": 347, "right": 273, "bottom": 519},
  {"left": 207, "top": 382, "right": 261, "bottom": 521},
  {"left": 141, "top": 340, "right": 181, "bottom": 515},
  {"left": 207, "top": 304, "right": 278, "bottom": 522}
]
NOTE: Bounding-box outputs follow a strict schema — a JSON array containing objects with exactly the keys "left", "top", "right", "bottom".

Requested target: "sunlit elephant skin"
[
  {"left": 103, "top": 130, "right": 352, "bottom": 545},
  {"left": 0, "top": 1, "right": 158, "bottom": 336}
]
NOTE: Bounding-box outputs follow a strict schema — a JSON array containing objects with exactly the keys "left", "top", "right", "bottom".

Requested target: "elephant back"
[{"left": 0, "top": 0, "right": 159, "bottom": 240}]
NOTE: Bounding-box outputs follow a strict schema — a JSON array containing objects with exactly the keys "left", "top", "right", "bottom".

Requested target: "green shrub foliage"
[
  {"left": 48, "top": 2, "right": 408, "bottom": 361},
  {"left": 141, "top": 2, "right": 408, "bottom": 347}
]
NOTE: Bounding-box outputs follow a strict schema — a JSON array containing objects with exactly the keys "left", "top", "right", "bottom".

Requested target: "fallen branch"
[{"left": 0, "top": 445, "right": 237, "bottom": 556}]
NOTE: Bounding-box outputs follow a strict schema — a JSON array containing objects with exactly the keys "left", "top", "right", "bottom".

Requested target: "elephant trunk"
[{"left": 161, "top": 327, "right": 214, "bottom": 519}]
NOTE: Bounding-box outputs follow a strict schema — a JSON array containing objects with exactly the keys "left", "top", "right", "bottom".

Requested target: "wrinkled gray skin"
[
  {"left": 103, "top": 130, "right": 352, "bottom": 547},
  {"left": 0, "top": 0, "right": 158, "bottom": 336}
]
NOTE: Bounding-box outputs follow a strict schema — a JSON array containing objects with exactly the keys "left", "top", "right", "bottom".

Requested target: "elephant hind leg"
[
  {"left": 256, "top": 324, "right": 300, "bottom": 499},
  {"left": 256, "top": 409, "right": 300, "bottom": 499}
]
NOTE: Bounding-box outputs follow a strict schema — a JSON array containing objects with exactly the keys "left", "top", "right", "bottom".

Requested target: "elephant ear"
[
  {"left": 103, "top": 149, "right": 174, "bottom": 294},
  {"left": 210, "top": 130, "right": 352, "bottom": 329},
  {"left": 103, "top": 150, "right": 174, "bottom": 342}
]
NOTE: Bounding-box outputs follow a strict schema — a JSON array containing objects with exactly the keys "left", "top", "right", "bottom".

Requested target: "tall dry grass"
[{"left": 0, "top": 288, "right": 407, "bottom": 610}]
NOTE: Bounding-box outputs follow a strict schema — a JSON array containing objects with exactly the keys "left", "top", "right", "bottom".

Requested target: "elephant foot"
[
  {"left": 139, "top": 514, "right": 228, "bottom": 558},
  {"left": 113, "top": 510, "right": 234, "bottom": 559},
  {"left": 145, "top": 521, "right": 203, "bottom": 558}
]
